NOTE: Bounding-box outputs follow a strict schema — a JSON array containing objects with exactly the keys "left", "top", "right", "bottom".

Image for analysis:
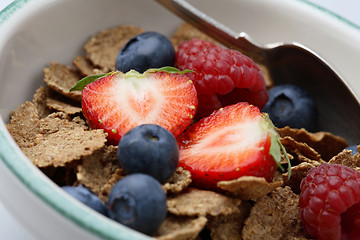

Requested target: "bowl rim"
[
  {"left": 2, "top": 0, "right": 360, "bottom": 30},
  {"left": 0, "top": 0, "right": 360, "bottom": 239}
]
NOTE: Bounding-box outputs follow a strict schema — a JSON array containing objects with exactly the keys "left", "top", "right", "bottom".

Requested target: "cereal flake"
[
  {"left": 207, "top": 201, "right": 251, "bottom": 240},
  {"left": 46, "top": 98, "right": 82, "bottom": 115},
  {"left": 22, "top": 128, "right": 107, "bottom": 168},
  {"left": 72, "top": 55, "right": 102, "bottom": 76},
  {"left": 241, "top": 186, "right": 307, "bottom": 240},
  {"left": 6, "top": 101, "right": 40, "bottom": 149},
  {"left": 167, "top": 188, "right": 242, "bottom": 217},
  {"left": 155, "top": 214, "right": 207, "bottom": 240},
  {"left": 39, "top": 112, "right": 87, "bottom": 135},
  {"left": 84, "top": 25, "right": 144, "bottom": 72},
  {"left": 43, "top": 61, "right": 82, "bottom": 101},
  {"left": 329, "top": 148, "right": 360, "bottom": 169},
  {"left": 170, "top": 23, "right": 217, "bottom": 50},
  {"left": 76, "top": 145, "right": 120, "bottom": 197},
  {"left": 32, "top": 86, "right": 52, "bottom": 119},
  {"left": 217, "top": 176, "right": 283, "bottom": 200},
  {"left": 280, "top": 136, "right": 324, "bottom": 163},
  {"left": 163, "top": 167, "right": 192, "bottom": 194},
  {"left": 99, "top": 168, "right": 127, "bottom": 203},
  {"left": 277, "top": 126, "right": 347, "bottom": 160},
  {"left": 282, "top": 161, "right": 321, "bottom": 194}
]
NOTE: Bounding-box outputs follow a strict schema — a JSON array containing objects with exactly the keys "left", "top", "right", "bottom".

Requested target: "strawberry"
[
  {"left": 71, "top": 68, "right": 198, "bottom": 145},
  {"left": 177, "top": 102, "right": 284, "bottom": 191},
  {"left": 176, "top": 39, "right": 268, "bottom": 120}
]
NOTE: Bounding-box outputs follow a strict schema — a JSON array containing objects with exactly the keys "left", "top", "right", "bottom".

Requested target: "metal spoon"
[{"left": 155, "top": 0, "right": 360, "bottom": 145}]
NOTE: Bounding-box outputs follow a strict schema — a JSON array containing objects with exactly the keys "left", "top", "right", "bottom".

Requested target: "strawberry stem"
[
  {"left": 264, "top": 113, "right": 291, "bottom": 179},
  {"left": 277, "top": 138, "right": 292, "bottom": 180}
]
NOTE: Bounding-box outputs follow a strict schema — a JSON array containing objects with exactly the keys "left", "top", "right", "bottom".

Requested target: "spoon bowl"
[{"left": 155, "top": 0, "right": 360, "bottom": 144}]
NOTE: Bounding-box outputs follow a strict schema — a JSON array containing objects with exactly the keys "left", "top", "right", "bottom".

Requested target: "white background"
[
  {"left": 0, "top": 0, "right": 360, "bottom": 239},
  {"left": 0, "top": 0, "right": 14, "bottom": 11}
]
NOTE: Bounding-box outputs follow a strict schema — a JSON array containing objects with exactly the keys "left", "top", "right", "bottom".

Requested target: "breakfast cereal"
[
  {"left": 23, "top": 127, "right": 106, "bottom": 168},
  {"left": 162, "top": 167, "right": 192, "bottom": 194},
  {"left": 217, "top": 176, "right": 283, "bottom": 200},
  {"left": 167, "top": 188, "right": 242, "bottom": 217},
  {"left": 76, "top": 145, "right": 120, "bottom": 199},
  {"left": 98, "top": 168, "right": 127, "bottom": 202},
  {"left": 33, "top": 86, "right": 52, "bottom": 118},
  {"left": 241, "top": 186, "right": 306, "bottom": 240},
  {"left": 206, "top": 202, "right": 250, "bottom": 240},
  {"left": 73, "top": 55, "right": 98, "bottom": 76},
  {"left": 155, "top": 215, "right": 208, "bottom": 240},
  {"left": 170, "top": 22, "right": 217, "bottom": 50},
  {"left": 277, "top": 126, "right": 347, "bottom": 161},
  {"left": 282, "top": 162, "right": 321, "bottom": 194},
  {"left": 84, "top": 25, "right": 144, "bottom": 72},
  {"left": 5, "top": 22, "right": 358, "bottom": 239},
  {"left": 43, "top": 61, "right": 83, "bottom": 101},
  {"left": 279, "top": 136, "right": 324, "bottom": 163},
  {"left": 7, "top": 101, "right": 40, "bottom": 149},
  {"left": 328, "top": 148, "right": 360, "bottom": 167}
]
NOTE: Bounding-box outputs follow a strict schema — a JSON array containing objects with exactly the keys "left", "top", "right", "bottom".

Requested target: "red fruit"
[
  {"left": 81, "top": 70, "right": 198, "bottom": 145},
  {"left": 177, "top": 102, "right": 281, "bottom": 191},
  {"left": 299, "top": 164, "right": 360, "bottom": 240},
  {"left": 176, "top": 39, "right": 268, "bottom": 119}
]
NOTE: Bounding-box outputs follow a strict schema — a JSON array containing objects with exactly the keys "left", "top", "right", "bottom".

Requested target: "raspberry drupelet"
[
  {"left": 299, "top": 163, "right": 360, "bottom": 240},
  {"left": 176, "top": 38, "right": 268, "bottom": 119}
]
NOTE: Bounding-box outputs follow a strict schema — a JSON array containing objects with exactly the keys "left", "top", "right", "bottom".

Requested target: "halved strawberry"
[
  {"left": 178, "top": 102, "right": 283, "bottom": 191},
  {"left": 72, "top": 68, "right": 198, "bottom": 145}
]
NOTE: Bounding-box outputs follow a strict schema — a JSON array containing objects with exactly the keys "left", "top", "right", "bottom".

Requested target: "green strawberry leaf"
[
  {"left": 263, "top": 113, "right": 291, "bottom": 179},
  {"left": 70, "top": 72, "right": 109, "bottom": 91},
  {"left": 270, "top": 133, "right": 291, "bottom": 180},
  {"left": 146, "top": 66, "right": 195, "bottom": 74},
  {"left": 269, "top": 129, "right": 283, "bottom": 171},
  {"left": 70, "top": 67, "right": 195, "bottom": 92}
]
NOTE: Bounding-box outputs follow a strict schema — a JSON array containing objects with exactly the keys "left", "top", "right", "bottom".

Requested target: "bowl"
[{"left": 1, "top": 0, "right": 360, "bottom": 239}]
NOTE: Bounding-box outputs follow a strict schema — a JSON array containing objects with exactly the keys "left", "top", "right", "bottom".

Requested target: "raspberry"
[
  {"left": 175, "top": 38, "right": 268, "bottom": 119},
  {"left": 299, "top": 164, "right": 360, "bottom": 240}
]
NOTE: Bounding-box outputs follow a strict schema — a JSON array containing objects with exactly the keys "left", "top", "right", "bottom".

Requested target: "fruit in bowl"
[
  {"left": 115, "top": 31, "right": 176, "bottom": 73},
  {"left": 3, "top": 22, "right": 353, "bottom": 239},
  {"left": 1, "top": 0, "right": 360, "bottom": 240},
  {"left": 175, "top": 38, "right": 268, "bottom": 120}
]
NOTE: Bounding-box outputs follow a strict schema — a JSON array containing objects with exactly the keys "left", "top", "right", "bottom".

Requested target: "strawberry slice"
[
  {"left": 178, "top": 102, "right": 283, "bottom": 191},
  {"left": 74, "top": 69, "right": 197, "bottom": 145}
]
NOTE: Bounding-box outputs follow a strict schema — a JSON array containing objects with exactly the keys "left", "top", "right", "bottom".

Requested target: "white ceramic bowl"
[{"left": 1, "top": 0, "right": 360, "bottom": 239}]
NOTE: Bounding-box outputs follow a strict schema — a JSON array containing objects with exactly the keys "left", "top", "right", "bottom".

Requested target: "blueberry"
[
  {"left": 62, "top": 185, "right": 109, "bottom": 216},
  {"left": 115, "top": 31, "right": 175, "bottom": 73},
  {"left": 345, "top": 145, "right": 359, "bottom": 156},
  {"left": 107, "top": 173, "right": 167, "bottom": 235},
  {"left": 118, "top": 124, "right": 179, "bottom": 183},
  {"left": 262, "top": 84, "right": 318, "bottom": 132}
]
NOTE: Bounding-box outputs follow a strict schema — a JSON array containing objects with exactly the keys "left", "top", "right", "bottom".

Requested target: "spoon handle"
[{"left": 155, "top": 0, "right": 267, "bottom": 62}]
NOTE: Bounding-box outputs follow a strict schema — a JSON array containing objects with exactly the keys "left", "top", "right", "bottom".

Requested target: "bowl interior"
[{"left": 1, "top": 0, "right": 360, "bottom": 239}]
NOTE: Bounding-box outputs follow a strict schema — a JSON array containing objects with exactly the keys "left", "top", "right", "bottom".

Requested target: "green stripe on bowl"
[
  {"left": 0, "top": 0, "right": 29, "bottom": 25},
  {"left": 298, "top": 0, "right": 360, "bottom": 30}
]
